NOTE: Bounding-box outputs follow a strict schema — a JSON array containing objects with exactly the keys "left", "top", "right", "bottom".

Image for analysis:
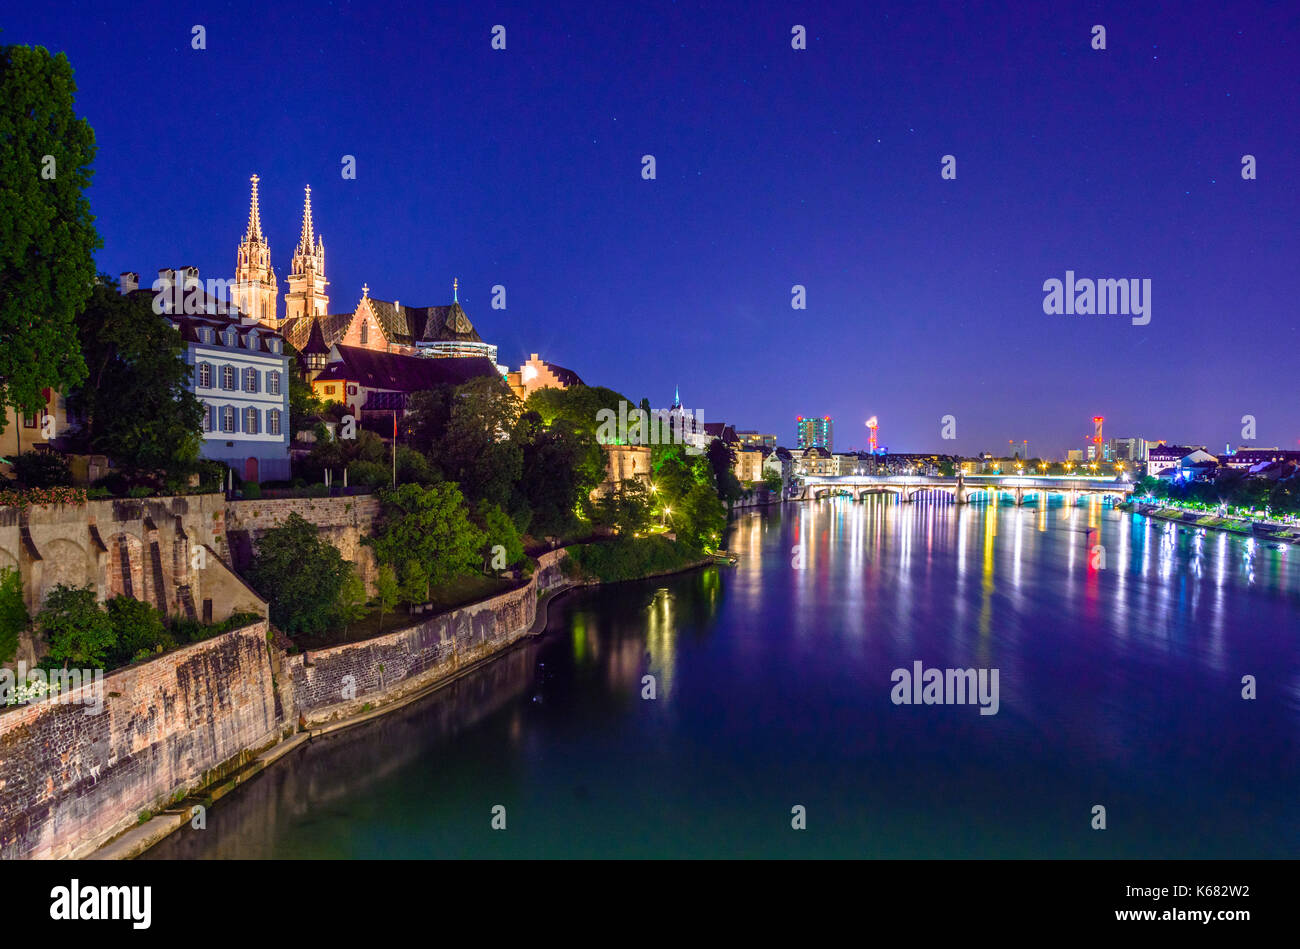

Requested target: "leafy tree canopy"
[{"left": 0, "top": 44, "right": 100, "bottom": 433}]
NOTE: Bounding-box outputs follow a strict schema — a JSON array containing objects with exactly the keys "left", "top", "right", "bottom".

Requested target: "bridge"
[{"left": 793, "top": 473, "right": 1135, "bottom": 505}]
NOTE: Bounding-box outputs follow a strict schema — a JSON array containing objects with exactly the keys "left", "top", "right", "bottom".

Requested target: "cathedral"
[{"left": 231, "top": 175, "right": 501, "bottom": 373}]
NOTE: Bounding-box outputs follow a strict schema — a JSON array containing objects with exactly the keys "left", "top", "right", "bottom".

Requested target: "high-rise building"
[{"left": 796, "top": 416, "right": 833, "bottom": 451}]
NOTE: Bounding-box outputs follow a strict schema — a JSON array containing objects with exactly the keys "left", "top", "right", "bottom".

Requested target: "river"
[{"left": 145, "top": 496, "right": 1300, "bottom": 858}]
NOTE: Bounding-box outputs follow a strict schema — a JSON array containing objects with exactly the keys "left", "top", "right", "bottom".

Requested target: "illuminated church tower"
[
  {"left": 232, "top": 174, "right": 278, "bottom": 324},
  {"left": 284, "top": 185, "right": 329, "bottom": 325}
]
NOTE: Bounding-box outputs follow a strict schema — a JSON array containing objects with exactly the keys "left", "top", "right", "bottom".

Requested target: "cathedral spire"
[
  {"left": 453, "top": 277, "right": 458, "bottom": 303},
  {"left": 245, "top": 174, "right": 264, "bottom": 243},
  {"left": 296, "top": 185, "right": 315, "bottom": 255}
]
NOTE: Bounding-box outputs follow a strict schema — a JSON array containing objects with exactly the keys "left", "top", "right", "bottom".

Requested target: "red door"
[{"left": 244, "top": 457, "right": 259, "bottom": 482}]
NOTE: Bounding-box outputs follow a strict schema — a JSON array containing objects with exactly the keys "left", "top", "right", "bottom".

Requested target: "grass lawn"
[{"left": 292, "top": 573, "right": 521, "bottom": 650}]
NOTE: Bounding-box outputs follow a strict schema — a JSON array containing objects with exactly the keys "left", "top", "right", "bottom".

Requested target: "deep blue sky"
[{"left": 7, "top": 1, "right": 1297, "bottom": 456}]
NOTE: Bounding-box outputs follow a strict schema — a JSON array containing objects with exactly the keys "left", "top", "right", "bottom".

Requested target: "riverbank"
[
  {"left": 1120, "top": 499, "right": 1300, "bottom": 543},
  {"left": 88, "top": 547, "right": 718, "bottom": 860}
]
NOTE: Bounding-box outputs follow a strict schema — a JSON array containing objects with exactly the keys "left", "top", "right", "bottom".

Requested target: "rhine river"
[{"left": 146, "top": 496, "right": 1300, "bottom": 858}]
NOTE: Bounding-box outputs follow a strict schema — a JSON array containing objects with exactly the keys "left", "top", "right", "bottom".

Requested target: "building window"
[
  {"left": 245, "top": 408, "right": 259, "bottom": 434},
  {"left": 221, "top": 366, "right": 235, "bottom": 390},
  {"left": 324, "top": 385, "right": 336, "bottom": 396},
  {"left": 221, "top": 406, "right": 235, "bottom": 433},
  {"left": 268, "top": 371, "right": 281, "bottom": 395},
  {"left": 202, "top": 406, "right": 213, "bottom": 432},
  {"left": 360, "top": 321, "right": 368, "bottom": 345},
  {"left": 268, "top": 409, "right": 281, "bottom": 436},
  {"left": 243, "top": 368, "right": 258, "bottom": 392},
  {"left": 198, "top": 363, "right": 212, "bottom": 388}
]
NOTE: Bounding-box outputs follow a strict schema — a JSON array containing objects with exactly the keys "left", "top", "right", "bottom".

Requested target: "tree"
[
  {"left": 397, "top": 559, "right": 429, "bottom": 607},
  {"left": 431, "top": 376, "right": 523, "bottom": 510},
  {"left": 334, "top": 567, "right": 369, "bottom": 634},
  {"left": 284, "top": 342, "right": 323, "bottom": 438},
  {"left": 247, "top": 513, "right": 352, "bottom": 635},
  {"left": 592, "top": 480, "right": 654, "bottom": 535},
  {"left": 369, "top": 482, "right": 485, "bottom": 592},
  {"left": 476, "top": 500, "right": 525, "bottom": 571},
  {"left": 104, "top": 595, "right": 169, "bottom": 666},
  {"left": 0, "top": 44, "right": 100, "bottom": 437},
  {"left": 763, "top": 470, "right": 783, "bottom": 494},
  {"left": 37, "top": 584, "right": 115, "bottom": 668},
  {"left": 0, "top": 567, "right": 28, "bottom": 665},
  {"left": 66, "top": 282, "right": 205, "bottom": 481},
  {"left": 706, "top": 438, "right": 743, "bottom": 502},
  {"left": 519, "top": 417, "right": 604, "bottom": 537},
  {"left": 374, "top": 565, "right": 399, "bottom": 631}
]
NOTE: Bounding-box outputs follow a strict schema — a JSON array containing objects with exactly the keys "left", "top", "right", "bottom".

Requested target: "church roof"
[
  {"left": 417, "top": 302, "right": 483, "bottom": 344},
  {"left": 313, "top": 345, "right": 501, "bottom": 393}
]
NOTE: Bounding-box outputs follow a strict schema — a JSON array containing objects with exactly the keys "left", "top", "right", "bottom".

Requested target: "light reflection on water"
[{"left": 146, "top": 497, "right": 1300, "bottom": 859}]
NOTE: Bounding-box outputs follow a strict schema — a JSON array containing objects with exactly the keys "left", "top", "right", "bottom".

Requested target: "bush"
[
  {"left": 12, "top": 451, "right": 72, "bottom": 488},
  {"left": 306, "top": 482, "right": 329, "bottom": 497},
  {"left": 127, "top": 485, "right": 153, "bottom": 498},
  {"left": 0, "top": 567, "right": 28, "bottom": 665},
  {"left": 91, "top": 471, "right": 129, "bottom": 496},
  {"left": 241, "top": 481, "right": 262, "bottom": 499},
  {"left": 105, "top": 596, "right": 171, "bottom": 667},
  {"left": 346, "top": 460, "right": 391, "bottom": 488},
  {"left": 566, "top": 536, "right": 702, "bottom": 583},
  {"left": 37, "top": 584, "right": 115, "bottom": 668}
]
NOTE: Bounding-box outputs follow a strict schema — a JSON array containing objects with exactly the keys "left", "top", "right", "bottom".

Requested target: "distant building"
[
  {"left": 593, "top": 444, "right": 651, "bottom": 499},
  {"left": 796, "top": 416, "right": 833, "bottom": 452},
  {"left": 1147, "top": 445, "right": 1215, "bottom": 479},
  {"left": 507, "top": 353, "right": 583, "bottom": 401},
  {"left": 1065, "top": 449, "right": 1084, "bottom": 462},
  {"left": 795, "top": 445, "right": 835, "bottom": 477},
  {"left": 1108, "top": 436, "right": 1148, "bottom": 462},
  {"left": 736, "top": 430, "right": 777, "bottom": 449},
  {"left": 763, "top": 446, "right": 795, "bottom": 486},
  {"left": 734, "top": 447, "right": 766, "bottom": 483},
  {"left": 1221, "top": 447, "right": 1300, "bottom": 470}
]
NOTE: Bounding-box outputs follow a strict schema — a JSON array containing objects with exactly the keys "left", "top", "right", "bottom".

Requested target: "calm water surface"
[{"left": 147, "top": 497, "right": 1300, "bottom": 858}]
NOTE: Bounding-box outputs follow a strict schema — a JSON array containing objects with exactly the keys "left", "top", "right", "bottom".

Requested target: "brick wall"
[{"left": 0, "top": 620, "right": 279, "bottom": 860}]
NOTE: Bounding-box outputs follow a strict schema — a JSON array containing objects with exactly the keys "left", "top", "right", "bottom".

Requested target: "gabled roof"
[{"left": 314, "top": 345, "right": 500, "bottom": 393}]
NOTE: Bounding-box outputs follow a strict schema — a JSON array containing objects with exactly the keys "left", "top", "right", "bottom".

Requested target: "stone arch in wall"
[
  {"left": 107, "top": 532, "right": 145, "bottom": 600},
  {"left": 0, "top": 547, "right": 17, "bottom": 573},
  {"left": 38, "top": 538, "right": 91, "bottom": 601}
]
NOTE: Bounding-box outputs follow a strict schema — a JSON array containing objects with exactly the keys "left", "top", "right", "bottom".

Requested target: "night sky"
[{"left": 6, "top": 1, "right": 1297, "bottom": 457}]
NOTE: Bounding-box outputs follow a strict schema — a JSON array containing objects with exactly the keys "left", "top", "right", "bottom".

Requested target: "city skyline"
[{"left": 5, "top": 0, "right": 1296, "bottom": 458}]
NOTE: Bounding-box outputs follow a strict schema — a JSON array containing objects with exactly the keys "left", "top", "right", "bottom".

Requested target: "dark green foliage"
[
  {"left": 566, "top": 536, "right": 703, "bottom": 583},
  {"left": 104, "top": 595, "right": 171, "bottom": 666},
  {"left": 247, "top": 513, "right": 353, "bottom": 634},
  {"left": 65, "top": 282, "right": 205, "bottom": 480},
  {"left": 0, "top": 567, "right": 27, "bottom": 664},
  {"left": 0, "top": 44, "right": 99, "bottom": 434},
  {"left": 369, "top": 483, "right": 485, "bottom": 593},
  {"left": 37, "top": 584, "right": 114, "bottom": 668},
  {"left": 11, "top": 451, "right": 73, "bottom": 487}
]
